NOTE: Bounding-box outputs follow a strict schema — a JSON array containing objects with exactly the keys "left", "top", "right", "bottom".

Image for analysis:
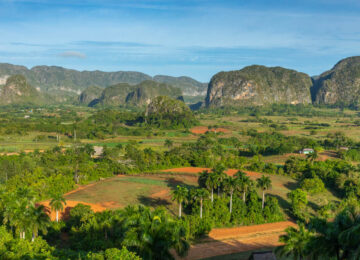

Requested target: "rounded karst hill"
[
  {"left": 206, "top": 65, "right": 312, "bottom": 107},
  {"left": 0, "top": 74, "right": 46, "bottom": 105},
  {"left": 146, "top": 96, "right": 197, "bottom": 128},
  {"left": 313, "top": 56, "right": 360, "bottom": 107}
]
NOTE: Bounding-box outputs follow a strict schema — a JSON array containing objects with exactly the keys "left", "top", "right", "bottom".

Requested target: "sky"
[{"left": 0, "top": 0, "right": 359, "bottom": 82}]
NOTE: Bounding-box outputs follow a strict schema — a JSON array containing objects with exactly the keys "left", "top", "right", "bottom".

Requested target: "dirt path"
[{"left": 177, "top": 221, "right": 296, "bottom": 259}]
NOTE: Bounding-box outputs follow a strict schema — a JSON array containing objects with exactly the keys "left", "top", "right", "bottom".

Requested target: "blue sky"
[{"left": 0, "top": 0, "right": 359, "bottom": 81}]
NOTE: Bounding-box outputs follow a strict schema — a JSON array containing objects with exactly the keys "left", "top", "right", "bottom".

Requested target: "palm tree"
[
  {"left": 27, "top": 204, "right": 50, "bottom": 242},
  {"left": 306, "top": 149, "right": 318, "bottom": 164},
  {"left": 122, "top": 206, "right": 189, "bottom": 259},
  {"left": 50, "top": 194, "right": 66, "bottom": 222},
  {"left": 223, "top": 177, "right": 239, "bottom": 214},
  {"left": 193, "top": 188, "right": 209, "bottom": 218},
  {"left": 212, "top": 164, "right": 227, "bottom": 196},
  {"left": 96, "top": 210, "right": 114, "bottom": 240},
  {"left": 164, "top": 139, "right": 173, "bottom": 148},
  {"left": 309, "top": 206, "right": 360, "bottom": 260},
  {"left": 256, "top": 175, "right": 272, "bottom": 209},
  {"left": 235, "top": 171, "right": 252, "bottom": 202},
  {"left": 172, "top": 186, "right": 188, "bottom": 218},
  {"left": 275, "top": 223, "right": 312, "bottom": 260},
  {"left": 204, "top": 171, "right": 218, "bottom": 203}
]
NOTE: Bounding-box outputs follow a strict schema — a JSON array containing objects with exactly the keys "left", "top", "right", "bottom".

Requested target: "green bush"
[{"left": 301, "top": 177, "right": 326, "bottom": 194}]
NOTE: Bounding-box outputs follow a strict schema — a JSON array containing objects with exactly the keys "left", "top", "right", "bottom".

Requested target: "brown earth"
[
  {"left": 40, "top": 200, "right": 107, "bottom": 221},
  {"left": 176, "top": 221, "right": 296, "bottom": 260},
  {"left": 190, "top": 126, "right": 231, "bottom": 134},
  {"left": 150, "top": 189, "right": 170, "bottom": 199},
  {"left": 161, "top": 167, "right": 262, "bottom": 178},
  {"left": 0, "top": 149, "right": 45, "bottom": 156}
]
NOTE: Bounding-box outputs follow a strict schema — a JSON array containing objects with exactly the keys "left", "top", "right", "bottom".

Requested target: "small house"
[{"left": 299, "top": 148, "right": 314, "bottom": 155}]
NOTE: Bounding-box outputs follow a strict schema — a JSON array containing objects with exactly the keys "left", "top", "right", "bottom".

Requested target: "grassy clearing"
[
  {"left": 65, "top": 174, "right": 199, "bottom": 215},
  {"left": 65, "top": 171, "right": 339, "bottom": 220}
]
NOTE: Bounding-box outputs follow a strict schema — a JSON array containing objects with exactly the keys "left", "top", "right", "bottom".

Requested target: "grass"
[
  {"left": 65, "top": 174, "right": 199, "bottom": 215},
  {"left": 64, "top": 169, "right": 339, "bottom": 220}
]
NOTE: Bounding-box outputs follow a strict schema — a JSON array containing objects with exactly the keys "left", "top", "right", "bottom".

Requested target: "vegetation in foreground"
[{"left": 1, "top": 104, "right": 360, "bottom": 258}]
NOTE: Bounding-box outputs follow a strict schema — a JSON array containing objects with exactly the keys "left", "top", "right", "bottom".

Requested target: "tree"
[
  {"left": 223, "top": 177, "right": 239, "bottom": 214},
  {"left": 235, "top": 171, "right": 252, "bottom": 202},
  {"left": 276, "top": 223, "right": 312, "bottom": 260},
  {"left": 306, "top": 149, "right": 318, "bottom": 164},
  {"left": 308, "top": 205, "right": 360, "bottom": 260},
  {"left": 122, "top": 206, "right": 189, "bottom": 259},
  {"left": 27, "top": 204, "right": 50, "bottom": 242},
  {"left": 193, "top": 188, "right": 209, "bottom": 218},
  {"left": 203, "top": 171, "right": 218, "bottom": 203},
  {"left": 49, "top": 194, "right": 66, "bottom": 222},
  {"left": 172, "top": 186, "right": 188, "bottom": 218},
  {"left": 288, "top": 189, "right": 308, "bottom": 220},
  {"left": 212, "top": 164, "right": 227, "bottom": 196},
  {"left": 256, "top": 175, "right": 272, "bottom": 209},
  {"left": 96, "top": 210, "right": 114, "bottom": 240},
  {"left": 164, "top": 139, "right": 173, "bottom": 148}
]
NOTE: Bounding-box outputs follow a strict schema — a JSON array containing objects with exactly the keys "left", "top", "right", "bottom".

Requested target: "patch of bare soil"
[
  {"left": 190, "top": 126, "right": 231, "bottom": 134},
  {"left": 150, "top": 189, "right": 170, "bottom": 199},
  {"left": 40, "top": 200, "right": 107, "bottom": 221},
  {"left": 161, "top": 167, "right": 262, "bottom": 178},
  {"left": 175, "top": 221, "right": 296, "bottom": 260}
]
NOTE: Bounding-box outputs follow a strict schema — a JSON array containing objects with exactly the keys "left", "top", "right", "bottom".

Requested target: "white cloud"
[{"left": 59, "top": 51, "right": 86, "bottom": 59}]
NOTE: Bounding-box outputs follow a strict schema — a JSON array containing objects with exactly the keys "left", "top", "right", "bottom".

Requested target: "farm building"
[{"left": 299, "top": 148, "right": 314, "bottom": 154}]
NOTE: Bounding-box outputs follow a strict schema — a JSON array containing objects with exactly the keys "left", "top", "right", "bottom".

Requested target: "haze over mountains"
[{"left": 0, "top": 56, "right": 360, "bottom": 108}]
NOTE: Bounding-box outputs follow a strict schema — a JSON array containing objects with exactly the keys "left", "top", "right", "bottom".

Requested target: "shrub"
[{"left": 301, "top": 177, "right": 326, "bottom": 194}]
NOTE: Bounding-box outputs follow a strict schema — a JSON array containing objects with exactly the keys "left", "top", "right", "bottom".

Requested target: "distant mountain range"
[
  {"left": 206, "top": 56, "right": 360, "bottom": 108},
  {"left": 81, "top": 80, "right": 183, "bottom": 107},
  {"left": 0, "top": 63, "right": 207, "bottom": 103},
  {"left": 1, "top": 56, "right": 360, "bottom": 108}
]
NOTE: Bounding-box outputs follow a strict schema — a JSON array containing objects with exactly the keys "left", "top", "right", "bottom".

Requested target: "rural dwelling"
[
  {"left": 339, "top": 147, "right": 349, "bottom": 151},
  {"left": 299, "top": 148, "right": 314, "bottom": 154},
  {"left": 93, "top": 146, "right": 103, "bottom": 157},
  {"left": 249, "top": 251, "right": 277, "bottom": 260}
]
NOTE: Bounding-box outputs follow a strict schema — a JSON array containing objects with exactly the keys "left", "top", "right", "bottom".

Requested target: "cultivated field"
[{"left": 41, "top": 166, "right": 340, "bottom": 222}]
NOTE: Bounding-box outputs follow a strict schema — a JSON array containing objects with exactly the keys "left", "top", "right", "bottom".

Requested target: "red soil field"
[
  {"left": 177, "top": 221, "right": 296, "bottom": 260},
  {"left": 40, "top": 200, "right": 107, "bottom": 221},
  {"left": 190, "top": 126, "right": 231, "bottom": 134},
  {"left": 162, "top": 167, "right": 262, "bottom": 178}
]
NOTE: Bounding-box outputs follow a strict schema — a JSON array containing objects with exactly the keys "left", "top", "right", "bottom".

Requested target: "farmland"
[{"left": 0, "top": 104, "right": 359, "bottom": 259}]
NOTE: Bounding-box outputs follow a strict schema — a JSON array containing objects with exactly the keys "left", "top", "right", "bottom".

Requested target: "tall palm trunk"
[
  {"left": 200, "top": 199, "right": 203, "bottom": 219},
  {"left": 56, "top": 210, "right": 59, "bottom": 222},
  {"left": 32, "top": 232, "right": 35, "bottom": 242},
  {"left": 243, "top": 191, "right": 246, "bottom": 202},
  {"left": 262, "top": 190, "right": 265, "bottom": 209},
  {"left": 179, "top": 202, "right": 182, "bottom": 218},
  {"left": 229, "top": 192, "right": 233, "bottom": 214},
  {"left": 211, "top": 188, "right": 214, "bottom": 203}
]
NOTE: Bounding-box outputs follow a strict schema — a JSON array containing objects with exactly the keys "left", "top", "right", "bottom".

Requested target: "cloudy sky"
[{"left": 0, "top": 0, "right": 359, "bottom": 81}]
